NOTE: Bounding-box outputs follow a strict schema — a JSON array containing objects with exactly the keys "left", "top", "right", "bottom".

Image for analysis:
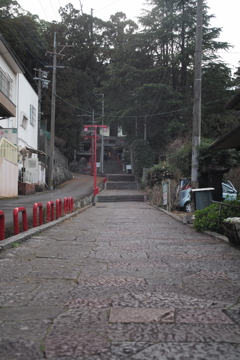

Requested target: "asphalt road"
[{"left": 0, "top": 173, "right": 103, "bottom": 229}]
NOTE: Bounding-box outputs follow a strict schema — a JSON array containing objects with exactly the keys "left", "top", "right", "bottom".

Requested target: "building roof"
[
  {"left": 224, "top": 92, "right": 240, "bottom": 110},
  {"left": 210, "top": 122, "right": 240, "bottom": 150}
]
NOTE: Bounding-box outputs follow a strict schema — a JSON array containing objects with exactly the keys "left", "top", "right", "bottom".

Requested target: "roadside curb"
[
  {"left": 203, "top": 231, "right": 229, "bottom": 243},
  {"left": 149, "top": 203, "right": 183, "bottom": 223},
  {"left": 0, "top": 204, "right": 93, "bottom": 251},
  {"left": 149, "top": 202, "right": 230, "bottom": 244},
  {"left": 0, "top": 178, "right": 107, "bottom": 251}
]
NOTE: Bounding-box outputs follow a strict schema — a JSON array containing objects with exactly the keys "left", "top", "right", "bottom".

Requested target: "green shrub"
[
  {"left": 194, "top": 197, "right": 240, "bottom": 234},
  {"left": 168, "top": 139, "right": 240, "bottom": 180},
  {"left": 146, "top": 162, "right": 174, "bottom": 188},
  {"left": 132, "top": 139, "right": 155, "bottom": 178}
]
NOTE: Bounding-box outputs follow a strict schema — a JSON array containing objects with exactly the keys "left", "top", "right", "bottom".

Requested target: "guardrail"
[
  {"left": 0, "top": 197, "right": 74, "bottom": 240},
  {"left": 210, "top": 200, "right": 240, "bottom": 226}
]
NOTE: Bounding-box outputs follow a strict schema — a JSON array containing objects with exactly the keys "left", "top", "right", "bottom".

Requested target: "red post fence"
[
  {"left": 33, "top": 203, "right": 43, "bottom": 228},
  {"left": 4, "top": 197, "right": 74, "bottom": 239},
  {"left": 69, "top": 197, "right": 74, "bottom": 212},
  {"left": 13, "top": 207, "right": 28, "bottom": 235},
  {"left": 0, "top": 211, "right": 5, "bottom": 241},
  {"left": 46, "top": 201, "right": 55, "bottom": 223},
  {"left": 56, "top": 199, "right": 62, "bottom": 219},
  {"left": 64, "top": 197, "right": 69, "bottom": 214},
  {"left": 64, "top": 197, "right": 74, "bottom": 214},
  {"left": 64, "top": 197, "right": 70, "bottom": 214}
]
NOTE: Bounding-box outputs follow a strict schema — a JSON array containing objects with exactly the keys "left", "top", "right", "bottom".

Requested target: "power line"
[
  {"left": 38, "top": 0, "right": 49, "bottom": 21},
  {"left": 94, "top": 0, "right": 119, "bottom": 14},
  {"left": 16, "top": 16, "right": 52, "bottom": 62},
  {"left": 49, "top": 0, "right": 60, "bottom": 21},
  {"left": 55, "top": 92, "right": 238, "bottom": 120},
  {"left": 1, "top": 17, "right": 50, "bottom": 66}
]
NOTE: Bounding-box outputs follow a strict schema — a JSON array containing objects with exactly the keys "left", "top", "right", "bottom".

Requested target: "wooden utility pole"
[
  {"left": 191, "top": 0, "right": 203, "bottom": 189},
  {"left": 49, "top": 32, "right": 57, "bottom": 191},
  {"left": 47, "top": 35, "right": 75, "bottom": 190}
]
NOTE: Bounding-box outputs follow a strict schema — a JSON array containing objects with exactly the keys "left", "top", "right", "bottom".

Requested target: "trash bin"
[{"left": 191, "top": 188, "right": 215, "bottom": 210}]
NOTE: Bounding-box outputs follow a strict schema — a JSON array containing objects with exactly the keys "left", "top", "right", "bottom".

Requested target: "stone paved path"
[{"left": 0, "top": 202, "right": 240, "bottom": 359}]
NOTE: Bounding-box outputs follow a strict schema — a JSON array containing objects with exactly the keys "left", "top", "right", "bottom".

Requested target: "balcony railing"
[{"left": 0, "top": 137, "right": 18, "bottom": 164}]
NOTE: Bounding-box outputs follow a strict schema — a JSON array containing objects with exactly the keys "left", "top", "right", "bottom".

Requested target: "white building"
[{"left": 0, "top": 34, "right": 45, "bottom": 197}]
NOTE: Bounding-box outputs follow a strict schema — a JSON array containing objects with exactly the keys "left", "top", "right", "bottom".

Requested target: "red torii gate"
[{"left": 84, "top": 125, "right": 107, "bottom": 196}]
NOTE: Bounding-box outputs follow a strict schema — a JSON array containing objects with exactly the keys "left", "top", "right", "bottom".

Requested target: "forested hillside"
[{"left": 1, "top": 0, "right": 239, "bottom": 163}]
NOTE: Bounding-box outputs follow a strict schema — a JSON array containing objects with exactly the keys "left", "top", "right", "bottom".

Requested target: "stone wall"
[
  {"left": 38, "top": 133, "right": 73, "bottom": 188},
  {"left": 38, "top": 134, "right": 68, "bottom": 169}
]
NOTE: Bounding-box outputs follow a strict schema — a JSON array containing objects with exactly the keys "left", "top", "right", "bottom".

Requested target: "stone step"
[
  {"left": 103, "top": 161, "right": 123, "bottom": 175},
  {"left": 97, "top": 195, "right": 145, "bottom": 202},
  {"left": 107, "top": 174, "right": 136, "bottom": 182},
  {"left": 106, "top": 182, "right": 138, "bottom": 190}
]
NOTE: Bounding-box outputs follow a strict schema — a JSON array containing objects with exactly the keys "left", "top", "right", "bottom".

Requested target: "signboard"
[
  {"left": 99, "top": 126, "right": 110, "bottom": 136},
  {"left": 0, "top": 128, "right": 17, "bottom": 146},
  {"left": 163, "top": 182, "right": 168, "bottom": 206}
]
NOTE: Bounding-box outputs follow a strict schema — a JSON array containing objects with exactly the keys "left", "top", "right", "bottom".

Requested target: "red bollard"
[
  {"left": 69, "top": 197, "right": 74, "bottom": 212},
  {"left": 64, "top": 197, "right": 69, "bottom": 214},
  {"left": 33, "top": 203, "right": 43, "bottom": 227},
  {"left": 56, "top": 199, "right": 62, "bottom": 219},
  {"left": 13, "top": 207, "right": 28, "bottom": 235},
  {"left": 0, "top": 210, "right": 5, "bottom": 241},
  {"left": 46, "top": 201, "right": 55, "bottom": 223}
]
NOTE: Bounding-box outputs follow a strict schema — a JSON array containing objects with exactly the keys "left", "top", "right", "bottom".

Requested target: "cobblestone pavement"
[{"left": 0, "top": 202, "right": 240, "bottom": 359}]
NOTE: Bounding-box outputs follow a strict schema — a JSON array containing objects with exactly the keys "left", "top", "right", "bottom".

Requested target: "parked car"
[
  {"left": 222, "top": 181, "right": 238, "bottom": 200},
  {"left": 177, "top": 179, "right": 237, "bottom": 213}
]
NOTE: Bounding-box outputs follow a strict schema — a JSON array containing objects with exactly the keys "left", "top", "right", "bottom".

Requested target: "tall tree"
[{"left": 100, "top": 0, "right": 235, "bottom": 153}]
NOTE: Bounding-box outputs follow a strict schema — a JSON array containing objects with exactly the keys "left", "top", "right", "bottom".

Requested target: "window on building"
[
  {"left": 30, "top": 105, "right": 36, "bottom": 127},
  {"left": 21, "top": 114, "right": 28, "bottom": 129},
  {"left": 0, "top": 67, "right": 13, "bottom": 99}
]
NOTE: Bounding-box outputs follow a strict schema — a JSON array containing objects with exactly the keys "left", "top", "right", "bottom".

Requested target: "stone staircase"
[
  {"left": 106, "top": 174, "right": 138, "bottom": 190},
  {"left": 103, "top": 160, "right": 123, "bottom": 175},
  {"left": 97, "top": 174, "right": 145, "bottom": 203}
]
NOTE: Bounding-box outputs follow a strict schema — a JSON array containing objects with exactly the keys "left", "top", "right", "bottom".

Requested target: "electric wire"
[
  {"left": 15, "top": 16, "right": 52, "bottom": 63},
  {"left": 49, "top": 0, "right": 60, "bottom": 21},
  {"left": 94, "top": 1, "right": 119, "bottom": 15},
  {"left": 0, "top": 17, "right": 50, "bottom": 67},
  {"left": 3, "top": 3, "right": 237, "bottom": 131},
  {"left": 55, "top": 92, "right": 238, "bottom": 119},
  {"left": 38, "top": 0, "right": 49, "bottom": 21}
]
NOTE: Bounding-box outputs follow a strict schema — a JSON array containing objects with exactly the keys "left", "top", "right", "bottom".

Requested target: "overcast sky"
[{"left": 17, "top": 0, "right": 240, "bottom": 71}]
